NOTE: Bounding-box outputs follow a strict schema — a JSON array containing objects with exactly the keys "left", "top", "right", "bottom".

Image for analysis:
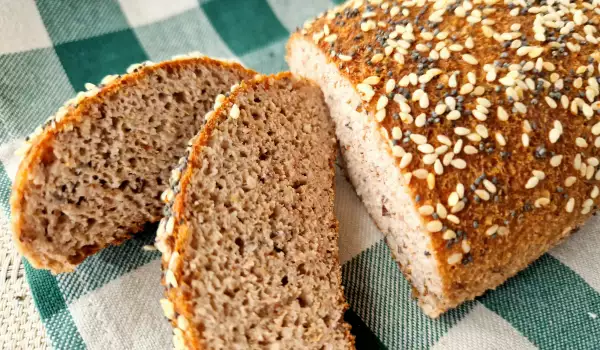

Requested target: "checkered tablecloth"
[{"left": 1, "top": 0, "right": 600, "bottom": 349}]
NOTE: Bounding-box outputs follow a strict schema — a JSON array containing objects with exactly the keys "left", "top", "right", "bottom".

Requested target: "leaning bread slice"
[
  {"left": 11, "top": 55, "right": 255, "bottom": 273},
  {"left": 288, "top": 1, "right": 600, "bottom": 317},
  {"left": 157, "top": 73, "right": 354, "bottom": 349}
]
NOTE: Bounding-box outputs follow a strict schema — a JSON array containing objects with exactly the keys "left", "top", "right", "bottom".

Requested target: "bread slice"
[
  {"left": 287, "top": 1, "right": 600, "bottom": 317},
  {"left": 11, "top": 55, "right": 255, "bottom": 273},
  {"left": 156, "top": 73, "right": 354, "bottom": 349}
]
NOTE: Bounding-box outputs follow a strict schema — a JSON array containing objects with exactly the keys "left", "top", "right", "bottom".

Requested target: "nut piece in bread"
[
  {"left": 157, "top": 73, "right": 354, "bottom": 349},
  {"left": 11, "top": 54, "right": 255, "bottom": 273},
  {"left": 288, "top": 0, "right": 600, "bottom": 317}
]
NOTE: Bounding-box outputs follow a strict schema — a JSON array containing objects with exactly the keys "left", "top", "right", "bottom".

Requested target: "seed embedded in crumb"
[{"left": 229, "top": 104, "right": 240, "bottom": 119}]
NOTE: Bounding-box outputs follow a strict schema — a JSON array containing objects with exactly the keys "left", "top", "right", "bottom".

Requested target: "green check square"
[
  {"left": 54, "top": 29, "right": 148, "bottom": 91},
  {"left": 202, "top": 0, "right": 289, "bottom": 55},
  {"left": 36, "top": 0, "right": 130, "bottom": 44},
  {"left": 240, "top": 38, "right": 287, "bottom": 74},
  {"left": 0, "top": 49, "right": 74, "bottom": 143}
]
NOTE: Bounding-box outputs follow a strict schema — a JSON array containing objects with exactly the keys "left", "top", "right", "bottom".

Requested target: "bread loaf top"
[{"left": 294, "top": 0, "right": 600, "bottom": 300}]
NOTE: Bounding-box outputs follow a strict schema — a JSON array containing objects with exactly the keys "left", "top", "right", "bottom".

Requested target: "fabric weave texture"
[{"left": 1, "top": 0, "right": 599, "bottom": 349}]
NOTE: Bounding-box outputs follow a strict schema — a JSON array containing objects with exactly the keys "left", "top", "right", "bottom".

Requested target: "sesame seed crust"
[{"left": 292, "top": 0, "right": 600, "bottom": 315}]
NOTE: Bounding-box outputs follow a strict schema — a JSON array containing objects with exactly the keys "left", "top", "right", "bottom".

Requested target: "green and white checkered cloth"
[{"left": 1, "top": 0, "right": 600, "bottom": 349}]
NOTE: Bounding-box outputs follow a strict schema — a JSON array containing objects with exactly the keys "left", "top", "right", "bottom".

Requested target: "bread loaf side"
[{"left": 288, "top": 0, "right": 600, "bottom": 316}]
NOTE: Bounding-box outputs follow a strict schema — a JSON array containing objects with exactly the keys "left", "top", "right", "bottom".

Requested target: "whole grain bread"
[
  {"left": 288, "top": 0, "right": 600, "bottom": 317},
  {"left": 11, "top": 54, "right": 255, "bottom": 273},
  {"left": 156, "top": 73, "right": 354, "bottom": 349}
]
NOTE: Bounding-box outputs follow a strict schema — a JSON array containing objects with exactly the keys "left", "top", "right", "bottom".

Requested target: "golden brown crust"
[
  {"left": 160, "top": 72, "right": 354, "bottom": 349},
  {"left": 292, "top": 0, "right": 600, "bottom": 314},
  {"left": 10, "top": 55, "right": 254, "bottom": 274}
]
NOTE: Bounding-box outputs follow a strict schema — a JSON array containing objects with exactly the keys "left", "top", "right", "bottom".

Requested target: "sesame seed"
[
  {"left": 363, "top": 76, "right": 381, "bottom": 85},
  {"left": 565, "top": 176, "right": 577, "bottom": 187},
  {"left": 550, "top": 155, "right": 563, "bottom": 167},
  {"left": 165, "top": 270, "right": 178, "bottom": 288},
  {"left": 413, "top": 168, "right": 429, "bottom": 179},
  {"left": 447, "top": 214, "right": 460, "bottom": 224},
  {"left": 443, "top": 152, "right": 455, "bottom": 166},
  {"left": 426, "top": 220, "right": 443, "bottom": 232},
  {"left": 483, "top": 179, "right": 497, "bottom": 193},
  {"left": 165, "top": 216, "right": 175, "bottom": 235},
  {"left": 565, "top": 198, "right": 575, "bottom": 213},
  {"left": 534, "top": 197, "right": 550, "bottom": 208},
  {"left": 371, "top": 53, "right": 384, "bottom": 63},
  {"left": 549, "top": 128, "right": 562, "bottom": 143},
  {"left": 525, "top": 176, "right": 539, "bottom": 189},
  {"left": 427, "top": 173, "right": 436, "bottom": 190},
  {"left": 447, "top": 253, "right": 463, "bottom": 265},
  {"left": 437, "top": 135, "right": 452, "bottom": 146},
  {"left": 453, "top": 139, "right": 463, "bottom": 154},
  {"left": 486, "top": 225, "right": 499, "bottom": 236},
  {"left": 324, "top": 34, "right": 338, "bottom": 43},
  {"left": 497, "top": 106, "right": 509, "bottom": 121},
  {"left": 457, "top": 183, "right": 465, "bottom": 198},
  {"left": 451, "top": 158, "right": 467, "bottom": 169},
  {"left": 475, "top": 189, "right": 490, "bottom": 201},
  {"left": 392, "top": 145, "right": 405, "bottom": 157},
  {"left": 462, "top": 54, "right": 478, "bottom": 65},
  {"left": 436, "top": 203, "right": 448, "bottom": 219},
  {"left": 443, "top": 230, "right": 456, "bottom": 240},
  {"left": 392, "top": 127, "right": 403, "bottom": 140},
  {"left": 464, "top": 145, "right": 478, "bottom": 154},
  {"left": 338, "top": 54, "right": 353, "bottom": 61},
  {"left": 385, "top": 79, "right": 396, "bottom": 93},
  {"left": 576, "top": 137, "right": 589, "bottom": 148},
  {"left": 448, "top": 192, "right": 459, "bottom": 206},
  {"left": 377, "top": 95, "right": 389, "bottom": 110},
  {"left": 418, "top": 143, "right": 434, "bottom": 154},
  {"left": 447, "top": 110, "right": 461, "bottom": 121},
  {"left": 375, "top": 109, "right": 386, "bottom": 122},
  {"left": 418, "top": 205, "right": 435, "bottom": 216},
  {"left": 399, "top": 153, "right": 413, "bottom": 168},
  {"left": 410, "top": 134, "right": 428, "bottom": 145},
  {"left": 454, "top": 127, "right": 470, "bottom": 136},
  {"left": 532, "top": 170, "right": 545, "bottom": 180},
  {"left": 451, "top": 201, "right": 465, "bottom": 213},
  {"left": 475, "top": 125, "right": 489, "bottom": 139},
  {"left": 592, "top": 186, "right": 599, "bottom": 199},
  {"left": 545, "top": 96, "right": 558, "bottom": 109},
  {"left": 575, "top": 154, "right": 582, "bottom": 170},
  {"left": 495, "top": 133, "right": 507, "bottom": 146},
  {"left": 229, "top": 104, "right": 240, "bottom": 119},
  {"left": 419, "top": 93, "right": 430, "bottom": 108},
  {"left": 160, "top": 298, "right": 175, "bottom": 319},
  {"left": 462, "top": 240, "right": 471, "bottom": 253}
]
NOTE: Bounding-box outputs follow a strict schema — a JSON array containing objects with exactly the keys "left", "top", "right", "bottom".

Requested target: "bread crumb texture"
[
  {"left": 298, "top": 0, "right": 600, "bottom": 308},
  {"left": 157, "top": 74, "right": 353, "bottom": 349},
  {"left": 11, "top": 53, "right": 253, "bottom": 272}
]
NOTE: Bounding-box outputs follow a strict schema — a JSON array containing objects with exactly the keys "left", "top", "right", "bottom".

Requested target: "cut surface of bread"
[
  {"left": 157, "top": 73, "right": 354, "bottom": 349},
  {"left": 11, "top": 55, "right": 255, "bottom": 273},
  {"left": 288, "top": 1, "right": 600, "bottom": 317}
]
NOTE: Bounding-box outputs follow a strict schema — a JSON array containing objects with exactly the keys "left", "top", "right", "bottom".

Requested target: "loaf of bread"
[
  {"left": 11, "top": 55, "right": 255, "bottom": 273},
  {"left": 156, "top": 73, "right": 354, "bottom": 349},
  {"left": 288, "top": 0, "right": 600, "bottom": 317}
]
